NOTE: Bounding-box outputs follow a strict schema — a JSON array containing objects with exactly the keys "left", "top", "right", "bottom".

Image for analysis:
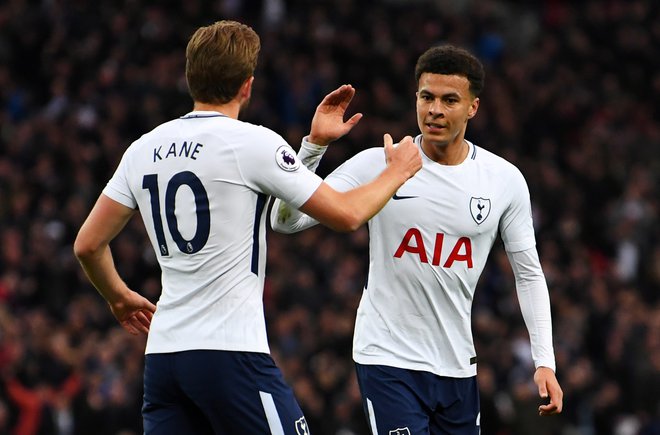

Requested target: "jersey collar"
[
  {"left": 180, "top": 111, "right": 227, "bottom": 119},
  {"left": 415, "top": 134, "right": 478, "bottom": 163}
]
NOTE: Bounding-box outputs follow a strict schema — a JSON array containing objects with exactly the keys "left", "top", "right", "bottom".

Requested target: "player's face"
[{"left": 416, "top": 73, "right": 479, "bottom": 148}]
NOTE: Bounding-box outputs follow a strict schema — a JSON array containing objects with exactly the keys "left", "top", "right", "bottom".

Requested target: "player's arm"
[
  {"left": 272, "top": 83, "right": 409, "bottom": 233},
  {"left": 74, "top": 194, "right": 157, "bottom": 335},
  {"left": 299, "top": 133, "right": 418, "bottom": 232},
  {"left": 271, "top": 138, "right": 328, "bottom": 233},
  {"left": 507, "top": 248, "right": 563, "bottom": 416}
]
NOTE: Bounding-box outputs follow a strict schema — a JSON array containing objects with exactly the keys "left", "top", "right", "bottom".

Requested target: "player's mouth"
[{"left": 425, "top": 122, "right": 447, "bottom": 133}]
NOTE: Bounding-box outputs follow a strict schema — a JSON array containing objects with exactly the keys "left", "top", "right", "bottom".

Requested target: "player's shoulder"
[
  {"left": 229, "top": 119, "right": 284, "bottom": 140},
  {"left": 343, "top": 147, "right": 387, "bottom": 170},
  {"left": 153, "top": 114, "right": 284, "bottom": 139},
  {"left": 223, "top": 120, "right": 290, "bottom": 153},
  {"left": 472, "top": 141, "right": 524, "bottom": 179},
  {"left": 355, "top": 147, "right": 386, "bottom": 159},
  {"left": 341, "top": 146, "right": 386, "bottom": 164},
  {"left": 132, "top": 118, "right": 177, "bottom": 143}
]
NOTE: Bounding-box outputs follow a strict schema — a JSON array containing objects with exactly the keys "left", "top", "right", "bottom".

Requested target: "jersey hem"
[
  {"left": 353, "top": 354, "right": 477, "bottom": 378},
  {"left": 145, "top": 342, "right": 271, "bottom": 355}
]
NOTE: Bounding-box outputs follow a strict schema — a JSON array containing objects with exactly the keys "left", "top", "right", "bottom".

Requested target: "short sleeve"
[
  {"left": 103, "top": 151, "right": 137, "bottom": 209},
  {"left": 236, "top": 128, "right": 323, "bottom": 208}
]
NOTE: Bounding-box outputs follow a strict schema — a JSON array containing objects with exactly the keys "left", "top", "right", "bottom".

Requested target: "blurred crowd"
[{"left": 0, "top": 0, "right": 658, "bottom": 434}]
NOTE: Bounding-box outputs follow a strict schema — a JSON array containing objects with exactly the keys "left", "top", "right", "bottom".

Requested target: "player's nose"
[{"left": 428, "top": 99, "right": 444, "bottom": 116}]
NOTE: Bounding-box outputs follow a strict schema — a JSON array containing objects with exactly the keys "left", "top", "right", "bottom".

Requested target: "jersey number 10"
[{"left": 142, "top": 171, "right": 210, "bottom": 256}]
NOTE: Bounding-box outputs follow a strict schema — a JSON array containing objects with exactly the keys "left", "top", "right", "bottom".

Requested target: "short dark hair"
[
  {"left": 415, "top": 45, "right": 485, "bottom": 97},
  {"left": 185, "top": 20, "right": 260, "bottom": 104}
]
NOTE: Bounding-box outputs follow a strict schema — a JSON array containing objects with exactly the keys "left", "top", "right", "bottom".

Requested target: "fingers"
[
  {"left": 538, "top": 383, "right": 563, "bottom": 416},
  {"left": 384, "top": 134, "right": 417, "bottom": 152},
  {"left": 538, "top": 383, "right": 548, "bottom": 401},
  {"left": 539, "top": 400, "right": 561, "bottom": 416},
  {"left": 398, "top": 135, "right": 414, "bottom": 147},
  {"left": 383, "top": 133, "right": 393, "bottom": 150},
  {"left": 534, "top": 367, "right": 563, "bottom": 416},
  {"left": 135, "top": 310, "right": 153, "bottom": 329},
  {"left": 121, "top": 310, "right": 152, "bottom": 336},
  {"left": 322, "top": 84, "right": 355, "bottom": 106},
  {"left": 121, "top": 320, "right": 140, "bottom": 336},
  {"left": 345, "top": 112, "right": 363, "bottom": 128},
  {"left": 383, "top": 134, "right": 421, "bottom": 180},
  {"left": 144, "top": 300, "right": 157, "bottom": 313}
]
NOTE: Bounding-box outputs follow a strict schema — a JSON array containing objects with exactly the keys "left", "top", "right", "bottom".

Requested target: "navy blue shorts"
[
  {"left": 355, "top": 363, "right": 480, "bottom": 435},
  {"left": 143, "top": 350, "right": 310, "bottom": 434}
]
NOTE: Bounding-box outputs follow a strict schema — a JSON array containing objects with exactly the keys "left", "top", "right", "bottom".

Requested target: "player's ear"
[
  {"left": 467, "top": 97, "right": 479, "bottom": 119},
  {"left": 239, "top": 76, "right": 254, "bottom": 102}
]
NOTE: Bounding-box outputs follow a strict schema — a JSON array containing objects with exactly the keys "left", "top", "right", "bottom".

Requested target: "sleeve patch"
[{"left": 275, "top": 145, "right": 300, "bottom": 172}]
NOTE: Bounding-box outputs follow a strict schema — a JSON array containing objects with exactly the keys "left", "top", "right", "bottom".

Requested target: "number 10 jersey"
[{"left": 103, "top": 111, "right": 322, "bottom": 355}]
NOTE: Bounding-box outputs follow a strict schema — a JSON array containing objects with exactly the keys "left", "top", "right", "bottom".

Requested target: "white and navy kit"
[
  {"left": 271, "top": 135, "right": 555, "bottom": 434},
  {"left": 104, "top": 111, "right": 322, "bottom": 434}
]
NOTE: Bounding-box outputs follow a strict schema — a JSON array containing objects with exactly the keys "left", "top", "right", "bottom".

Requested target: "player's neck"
[
  {"left": 193, "top": 101, "right": 240, "bottom": 119},
  {"left": 421, "top": 137, "right": 469, "bottom": 165}
]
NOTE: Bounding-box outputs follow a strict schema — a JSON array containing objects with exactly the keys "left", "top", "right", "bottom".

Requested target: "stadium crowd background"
[{"left": 0, "top": 0, "right": 658, "bottom": 434}]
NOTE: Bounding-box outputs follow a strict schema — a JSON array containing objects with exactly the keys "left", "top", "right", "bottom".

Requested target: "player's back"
[{"left": 104, "top": 111, "right": 321, "bottom": 354}]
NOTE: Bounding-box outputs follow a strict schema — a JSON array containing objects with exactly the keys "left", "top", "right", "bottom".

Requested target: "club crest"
[
  {"left": 295, "top": 417, "right": 309, "bottom": 435},
  {"left": 470, "top": 197, "right": 491, "bottom": 225},
  {"left": 389, "top": 428, "right": 411, "bottom": 435},
  {"left": 276, "top": 145, "right": 300, "bottom": 171}
]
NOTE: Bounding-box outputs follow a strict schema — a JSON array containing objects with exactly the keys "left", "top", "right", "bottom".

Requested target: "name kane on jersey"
[{"left": 153, "top": 141, "right": 205, "bottom": 162}]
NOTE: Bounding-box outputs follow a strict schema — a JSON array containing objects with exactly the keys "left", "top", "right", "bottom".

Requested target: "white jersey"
[
  {"left": 325, "top": 137, "right": 536, "bottom": 377},
  {"left": 103, "top": 111, "right": 323, "bottom": 355}
]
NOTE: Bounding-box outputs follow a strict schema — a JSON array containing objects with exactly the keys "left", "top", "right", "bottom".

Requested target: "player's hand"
[
  {"left": 534, "top": 366, "right": 563, "bottom": 416},
  {"left": 308, "top": 84, "right": 363, "bottom": 146},
  {"left": 108, "top": 290, "right": 157, "bottom": 336},
  {"left": 384, "top": 134, "right": 422, "bottom": 181}
]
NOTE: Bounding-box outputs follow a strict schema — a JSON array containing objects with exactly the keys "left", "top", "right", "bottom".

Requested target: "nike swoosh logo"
[{"left": 392, "top": 194, "right": 418, "bottom": 200}]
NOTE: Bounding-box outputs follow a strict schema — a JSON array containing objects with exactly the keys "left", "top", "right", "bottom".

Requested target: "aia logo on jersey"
[
  {"left": 470, "top": 197, "right": 491, "bottom": 225},
  {"left": 275, "top": 145, "right": 300, "bottom": 171},
  {"left": 295, "top": 417, "right": 309, "bottom": 435},
  {"left": 389, "top": 428, "right": 411, "bottom": 435},
  {"left": 394, "top": 229, "right": 473, "bottom": 268}
]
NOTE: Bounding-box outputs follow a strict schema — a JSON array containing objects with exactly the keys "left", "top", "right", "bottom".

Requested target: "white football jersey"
[
  {"left": 103, "top": 111, "right": 323, "bottom": 354},
  {"left": 325, "top": 136, "right": 536, "bottom": 377}
]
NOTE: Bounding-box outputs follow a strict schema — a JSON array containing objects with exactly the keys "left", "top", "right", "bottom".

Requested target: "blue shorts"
[
  {"left": 143, "top": 350, "right": 310, "bottom": 434},
  {"left": 355, "top": 363, "right": 480, "bottom": 435}
]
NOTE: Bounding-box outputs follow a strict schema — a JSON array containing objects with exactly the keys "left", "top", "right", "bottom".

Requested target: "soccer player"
[
  {"left": 271, "top": 44, "right": 563, "bottom": 434},
  {"left": 73, "top": 20, "right": 421, "bottom": 434}
]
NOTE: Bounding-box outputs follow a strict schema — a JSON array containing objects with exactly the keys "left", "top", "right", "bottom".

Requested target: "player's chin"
[{"left": 422, "top": 131, "right": 450, "bottom": 146}]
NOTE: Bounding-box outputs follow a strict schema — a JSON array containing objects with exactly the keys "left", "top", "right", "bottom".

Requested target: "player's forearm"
[
  {"left": 298, "top": 136, "right": 328, "bottom": 172},
  {"left": 75, "top": 245, "right": 131, "bottom": 306},
  {"left": 507, "top": 249, "right": 557, "bottom": 372},
  {"left": 270, "top": 137, "right": 326, "bottom": 233},
  {"left": 270, "top": 198, "right": 319, "bottom": 233},
  {"left": 304, "top": 165, "right": 407, "bottom": 232},
  {"left": 517, "top": 277, "right": 555, "bottom": 371},
  {"left": 298, "top": 134, "right": 419, "bottom": 232},
  {"left": 343, "top": 164, "right": 409, "bottom": 224}
]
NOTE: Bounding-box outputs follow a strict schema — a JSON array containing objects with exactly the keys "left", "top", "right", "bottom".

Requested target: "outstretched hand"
[
  {"left": 108, "top": 290, "right": 157, "bottom": 336},
  {"left": 308, "top": 84, "right": 363, "bottom": 146},
  {"left": 534, "top": 367, "right": 564, "bottom": 416}
]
